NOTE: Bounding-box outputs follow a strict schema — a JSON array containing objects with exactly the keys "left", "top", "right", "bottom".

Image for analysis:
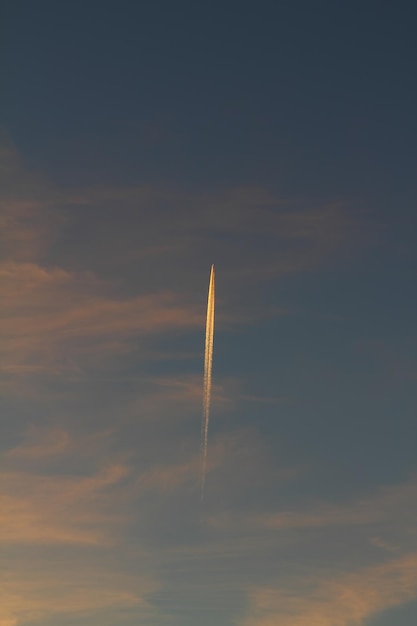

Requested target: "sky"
[{"left": 1, "top": 2, "right": 417, "bottom": 625}]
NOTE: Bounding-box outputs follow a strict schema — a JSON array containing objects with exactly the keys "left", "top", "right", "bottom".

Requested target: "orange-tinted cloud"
[
  {"left": 1, "top": 260, "right": 202, "bottom": 384},
  {"left": 0, "top": 462, "right": 130, "bottom": 546},
  {"left": 241, "top": 552, "right": 417, "bottom": 626},
  {"left": 0, "top": 563, "right": 157, "bottom": 626},
  {"left": 0, "top": 141, "right": 65, "bottom": 264},
  {"left": 1, "top": 139, "right": 371, "bottom": 400}
]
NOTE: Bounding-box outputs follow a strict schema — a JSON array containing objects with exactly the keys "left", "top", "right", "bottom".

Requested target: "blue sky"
[{"left": 1, "top": 2, "right": 417, "bottom": 625}]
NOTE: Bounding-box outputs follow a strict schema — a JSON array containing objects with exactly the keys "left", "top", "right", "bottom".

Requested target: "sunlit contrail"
[{"left": 201, "top": 264, "right": 215, "bottom": 502}]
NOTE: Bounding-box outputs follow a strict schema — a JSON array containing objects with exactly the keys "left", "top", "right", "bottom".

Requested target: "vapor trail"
[{"left": 201, "top": 264, "right": 215, "bottom": 502}]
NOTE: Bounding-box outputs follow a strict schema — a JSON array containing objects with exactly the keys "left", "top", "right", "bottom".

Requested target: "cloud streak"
[
  {"left": 1, "top": 260, "right": 202, "bottom": 385},
  {"left": 0, "top": 563, "right": 157, "bottom": 626},
  {"left": 0, "top": 463, "right": 130, "bottom": 546},
  {"left": 242, "top": 552, "right": 417, "bottom": 626}
]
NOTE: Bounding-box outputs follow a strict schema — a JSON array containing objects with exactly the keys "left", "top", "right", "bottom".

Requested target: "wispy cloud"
[
  {"left": 241, "top": 552, "right": 417, "bottom": 626},
  {"left": 199, "top": 475, "right": 417, "bottom": 625},
  {"left": 252, "top": 475, "right": 417, "bottom": 533},
  {"left": 0, "top": 138, "right": 396, "bottom": 626},
  {"left": 64, "top": 184, "right": 363, "bottom": 281},
  {"left": 0, "top": 462, "right": 130, "bottom": 546},
  {"left": 0, "top": 562, "right": 157, "bottom": 626},
  {"left": 206, "top": 473, "right": 417, "bottom": 548},
  {"left": 0, "top": 425, "right": 160, "bottom": 624},
  {"left": 0, "top": 141, "right": 65, "bottom": 263},
  {"left": 1, "top": 260, "right": 202, "bottom": 383},
  {"left": 0, "top": 139, "right": 371, "bottom": 398}
]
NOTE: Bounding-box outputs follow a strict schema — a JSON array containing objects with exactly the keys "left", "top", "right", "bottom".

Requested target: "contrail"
[{"left": 200, "top": 264, "right": 215, "bottom": 502}]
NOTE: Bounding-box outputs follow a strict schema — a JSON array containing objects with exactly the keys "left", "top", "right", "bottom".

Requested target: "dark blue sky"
[{"left": 4, "top": 1, "right": 417, "bottom": 195}]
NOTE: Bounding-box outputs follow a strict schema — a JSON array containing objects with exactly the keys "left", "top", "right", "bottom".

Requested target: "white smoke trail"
[{"left": 200, "top": 264, "right": 215, "bottom": 502}]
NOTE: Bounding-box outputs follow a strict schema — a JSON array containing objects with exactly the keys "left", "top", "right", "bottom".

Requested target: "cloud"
[
  {"left": 0, "top": 420, "right": 139, "bottom": 547},
  {"left": 0, "top": 562, "right": 157, "bottom": 626},
  {"left": 5, "top": 426, "right": 72, "bottom": 461},
  {"left": 0, "top": 462, "right": 130, "bottom": 546},
  {"left": 134, "top": 425, "right": 264, "bottom": 495},
  {"left": 0, "top": 139, "right": 389, "bottom": 626},
  {"left": 252, "top": 475, "right": 417, "bottom": 532},
  {"left": 139, "top": 374, "right": 236, "bottom": 418},
  {"left": 138, "top": 457, "right": 200, "bottom": 493},
  {"left": 63, "top": 184, "right": 361, "bottom": 282},
  {"left": 201, "top": 462, "right": 417, "bottom": 540},
  {"left": 3, "top": 407, "right": 415, "bottom": 626},
  {"left": 0, "top": 260, "right": 202, "bottom": 384},
  {"left": 0, "top": 138, "right": 365, "bottom": 278},
  {"left": 194, "top": 474, "right": 417, "bottom": 626},
  {"left": 0, "top": 425, "right": 161, "bottom": 624},
  {"left": 0, "top": 139, "right": 372, "bottom": 399},
  {"left": 241, "top": 552, "right": 417, "bottom": 626},
  {"left": 0, "top": 140, "right": 65, "bottom": 263}
]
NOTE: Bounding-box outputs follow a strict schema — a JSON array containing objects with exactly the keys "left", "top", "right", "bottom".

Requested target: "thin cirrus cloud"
[
  {"left": 0, "top": 564, "right": 157, "bottom": 626},
  {"left": 206, "top": 471, "right": 417, "bottom": 550},
  {"left": 201, "top": 472, "right": 417, "bottom": 626},
  {"left": 0, "top": 423, "right": 194, "bottom": 624},
  {"left": 0, "top": 424, "right": 184, "bottom": 548},
  {"left": 241, "top": 552, "right": 417, "bottom": 626},
  {"left": 0, "top": 424, "right": 138, "bottom": 544},
  {"left": 252, "top": 476, "right": 417, "bottom": 532},
  {"left": 0, "top": 138, "right": 371, "bottom": 395},
  {"left": 1, "top": 138, "right": 366, "bottom": 278},
  {"left": 0, "top": 461, "right": 130, "bottom": 546},
  {"left": 1, "top": 260, "right": 203, "bottom": 383},
  {"left": 2, "top": 409, "right": 417, "bottom": 625},
  {"left": 63, "top": 185, "right": 362, "bottom": 286},
  {"left": 0, "top": 422, "right": 275, "bottom": 624},
  {"left": 3, "top": 138, "right": 406, "bottom": 626},
  {"left": 0, "top": 428, "right": 159, "bottom": 624}
]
